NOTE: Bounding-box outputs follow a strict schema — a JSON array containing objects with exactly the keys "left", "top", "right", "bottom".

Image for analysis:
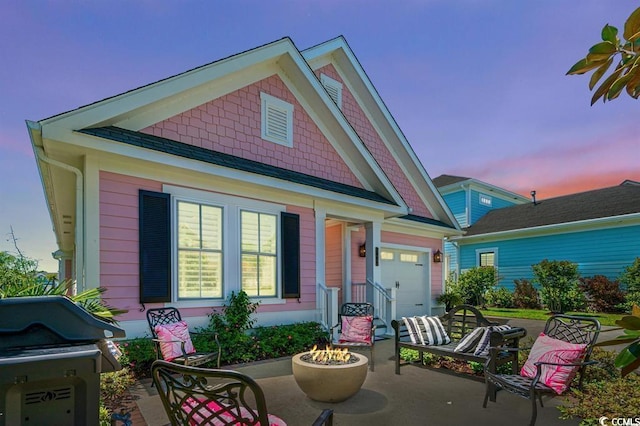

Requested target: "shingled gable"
[
  {"left": 30, "top": 36, "right": 408, "bottom": 217},
  {"left": 302, "top": 36, "right": 459, "bottom": 232},
  {"left": 463, "top": 181, "right": 640, "bottom": 237}
]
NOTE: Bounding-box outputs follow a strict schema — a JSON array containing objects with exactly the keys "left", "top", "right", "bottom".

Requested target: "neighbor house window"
[
  {"left": 177, "top": 201, "right": 223, "bottom": 299},
  {"left": 241, "top": 211, "right": 277, "bottom": 297},
  {"left": 320, "top": 74, "right": 343, "bottom": 109},
  {"left": 478, "top": 251, "right": 495, "bottom": 267},
  {"left": 261, "top": 92, "right": 293, "bottom": 146}
]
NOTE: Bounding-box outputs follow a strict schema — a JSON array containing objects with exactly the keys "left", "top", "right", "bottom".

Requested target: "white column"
[
  {"left": 315, "top": 208, "right": 326, "bottom": 311},
  {"left": 364, "top": 221, "right": 382, "bottom": 288}
]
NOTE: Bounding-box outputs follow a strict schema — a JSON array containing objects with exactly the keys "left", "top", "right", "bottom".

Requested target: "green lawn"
[{"left": 479, "top": 307, "right": 624, "bottom": 326}]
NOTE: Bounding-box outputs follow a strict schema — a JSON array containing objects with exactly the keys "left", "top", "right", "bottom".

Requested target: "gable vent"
[
  {"left": 320, "top": 74, "right": 343, "bottom": 109},
  {"left": 261, "top": 92, "right": 293, "bottom": 146}
]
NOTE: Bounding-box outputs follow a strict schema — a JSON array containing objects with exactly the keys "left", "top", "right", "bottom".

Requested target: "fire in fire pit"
[{"left": 300, "top": 344, "right": 360, "bottom": 365}]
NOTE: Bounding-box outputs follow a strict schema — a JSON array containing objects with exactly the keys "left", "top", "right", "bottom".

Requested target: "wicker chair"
[
  {"left": 147, "top": 307, "right": 221, "bottom": 368},
  {"left": 152, "top": 360, "right": 334, "bottom": 426},
  {"left": 330, "top": 302, "right": 376, "bottom": 371},
  {"left": 483, "top": 314, "right": 601, "bottom": 426}
]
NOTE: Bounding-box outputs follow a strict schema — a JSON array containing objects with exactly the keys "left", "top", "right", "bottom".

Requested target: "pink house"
[{"left": 27, "top": 37, "right": 461, "bottom": 338}]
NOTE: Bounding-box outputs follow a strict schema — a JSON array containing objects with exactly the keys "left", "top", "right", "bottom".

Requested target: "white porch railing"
[
  {"left": 317, "top": 282, "right": 339, "bottom": 332},
  {"left": 350, "top": 280, "right": 396, "bottom": 336}
]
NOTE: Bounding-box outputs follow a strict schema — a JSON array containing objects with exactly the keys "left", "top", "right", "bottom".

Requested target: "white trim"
[
  {"left": 454, "top": 213, "right": 640, "bottom": 244},
  {"left": 84, "top": 154, "right": 100, "bottom": 290},
  {"left": 260, "top": 92, "right": 294, "bottom": 147},
  {"left": 163, "top": 184, "right": 286, "bottom": 307},
  {"left": 475, "top": 247, "right": 498, "bottom": 268}
]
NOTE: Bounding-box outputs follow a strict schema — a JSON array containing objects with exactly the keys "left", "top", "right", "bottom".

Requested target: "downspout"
[{"left": 28, "top": 121, "right": 85, "bottom": 293}]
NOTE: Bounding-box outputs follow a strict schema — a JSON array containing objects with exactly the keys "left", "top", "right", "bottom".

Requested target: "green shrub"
[
  {"left": 532, "top": 259, "right": 582, "bottom": 313},
  {"left": 618, "top": 258, "right": 640, "bottom": 313},
  {"left": 436, "top": 280, "right": 463, "bottom": 311},
  {"left": 252, "top": 322, "right": 329, "bottom": 359},
  {"left": 457, "top": 266, "right": 499, "bottom": 306},
  {"left": 485, "top": 286, "right": 514, "bottom": 308},
  {"left": 512, "top": 279, "right": 541, "bottom": 309},
  {"left": 117, "top": 338, "right": 155, "bottom": 378},
  {"left": 579, "top": 275, "right": 626, "bottom": 313},
  {"left": 399, "top": 348, "right": 436, "bottom": 365}
]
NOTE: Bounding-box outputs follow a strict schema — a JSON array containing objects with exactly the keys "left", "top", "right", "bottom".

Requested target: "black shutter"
[
  {"left": 139, "top": 190, "right": 171, "bottom": 303},
  {"left": 281, "top": 212, "right": 300, "bottom": 298}
]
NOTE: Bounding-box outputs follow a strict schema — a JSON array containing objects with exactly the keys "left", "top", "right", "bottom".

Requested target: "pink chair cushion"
[
  {"left": 154, "top": 321, "right": 196, "bottom": 362},
  {"left": 339, "top": 315, "right": 373, "bottom": 344},
  {"left": 183, "top": 398, "right": 287, "bottom": 426},
  {"left": 520, "top": 332, "right": 587, "bottom": 394}
]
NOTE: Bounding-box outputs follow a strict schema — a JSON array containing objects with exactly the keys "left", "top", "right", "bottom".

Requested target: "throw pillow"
[
  {"left": 402, "top": 316, "right": 425, "bottom": 345},
  {"left": 183, "top": 398, "right": 287, "bottom": 426},
  {"left": 520, "top": 333, "right": 587, "bottom": 394},
  {"left": 418, "top": 315, "right": 451, "bottom": 345},
  {"left": 454, "top": 327, "right": 486, "bottom": 353},
  {"left": 155, "top": 321, "right": 196, "bottom": 362},
  {"left": 473, "top": 324, "right": 512, "bottom": 356},
  {"left": 339, "top": 315, "right": 373, "bottom": 344}
]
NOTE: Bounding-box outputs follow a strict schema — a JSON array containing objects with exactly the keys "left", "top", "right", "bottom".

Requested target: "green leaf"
[
  {"left": 591, "top": 68, "right": 623, "bottom": 105},
  {"left": 616, "top": 315, "right": 640, "bottom": 330},
  {"left": 621, "top": 356, "right": 640, "bottom": 377},
  {"left": 626, "top": 67, "right": 640, "bottom": 97},
  {"left": 567, "top": 57, "right": 607, "bottom": 75},
  {"left": 589, "top": 41, "right": 617, "bottom": 54},
  {"left": 613, "top": 347, "right": 638, "bottom": 368},
  {"left": 608, "top": 72, "right": 633, "bottom": 100},
  {"left": 623, "top": 6, "right": 640, "bottom": 41},
  {"left": 601, "top": 24, "right": 619, "bottom": 43},
  {"left": 596, "top": 336, "right": 640, "bottom": 346},
  {"left": 589, "top": 57, "right": 613, "bottom": 89}
]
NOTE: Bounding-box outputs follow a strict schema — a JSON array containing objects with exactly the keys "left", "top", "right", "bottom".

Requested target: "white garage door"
[{"left": 380, "top": 249, "right": 429, "bottom": 318}]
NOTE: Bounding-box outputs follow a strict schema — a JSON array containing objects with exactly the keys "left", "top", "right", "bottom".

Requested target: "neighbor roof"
[
  {"left": 432, "top": 174, "right": 471, "bottom": 187},
  {"left": 464, "top": 181, "right": 640, "bottom": 236}
]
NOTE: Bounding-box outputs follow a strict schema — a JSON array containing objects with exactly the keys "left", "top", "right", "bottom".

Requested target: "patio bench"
[{"left": 391, "top": 305, "right": 526, "bottom": 384}]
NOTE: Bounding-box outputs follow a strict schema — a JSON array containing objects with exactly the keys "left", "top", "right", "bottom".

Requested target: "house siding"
[
  {"left": 142, "top": 74, "right": 363, "bottom": 189},
  {"left": 99, "top": 171, "right": 318, "bottom": 322},
  {"left": 442, "top": 192, "right": 467, "bottom": 227},
  {"left": 315, "top": 64, "right": 433, "bottom": 218},
  {"left": 459, "top": 224, "right": 640, "bottom": 290}
]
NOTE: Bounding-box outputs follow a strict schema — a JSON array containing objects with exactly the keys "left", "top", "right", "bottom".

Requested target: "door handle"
[
  {"left": 395, "top": 281, "right": 399, "bottom": 288},
  {"left": 415, "top": 303, "right": 424, "bottom": 306}
]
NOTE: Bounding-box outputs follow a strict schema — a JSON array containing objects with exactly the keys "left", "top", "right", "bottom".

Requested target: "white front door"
[{"left": 380, "top": 249, "right": 429, "bottom": 318}]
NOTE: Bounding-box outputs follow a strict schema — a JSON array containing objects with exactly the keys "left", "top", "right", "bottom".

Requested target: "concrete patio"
[{"left": 128, "top": 318, "right": 591, "bottom": 426}]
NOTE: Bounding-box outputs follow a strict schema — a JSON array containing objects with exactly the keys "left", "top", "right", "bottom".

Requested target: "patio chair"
[
  {"left": 330, "top": 302, "right": 376, "bottom": 371},
  {"left": 147, "top": 307, "right": 221, "bottom": 368},
  {"left": 152, "top": 360, "right": 334, "bottom": 426},
  {"left": 483, "top": 314, "right": 601, "bottom": 426}
]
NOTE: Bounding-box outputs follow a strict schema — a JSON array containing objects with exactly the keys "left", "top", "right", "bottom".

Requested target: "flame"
[{"left": 309, "top": 344, "right": 351, "bottom": 363}]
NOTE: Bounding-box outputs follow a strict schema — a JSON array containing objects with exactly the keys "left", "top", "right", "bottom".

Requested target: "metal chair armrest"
[{"left": 312, "top": 409, "right": 334, "bottom": 426}]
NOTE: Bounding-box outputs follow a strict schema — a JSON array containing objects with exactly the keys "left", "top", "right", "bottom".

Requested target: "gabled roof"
[
  {"left": 433, "top": 174, "right": 528, "bottom": 203},
  {"left": 302, "top": 37, "right": 460, "bottom": 232},
  {"left": 80, "top": 126, "right": 395, "bottom": 205},
  {"left": 464, "top": 181, "right": 640, "bottom": 237}
]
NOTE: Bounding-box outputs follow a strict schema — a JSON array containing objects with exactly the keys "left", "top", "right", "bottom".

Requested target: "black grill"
[{"left": 0, "top": 296, "right": 126, "bottom": 426}]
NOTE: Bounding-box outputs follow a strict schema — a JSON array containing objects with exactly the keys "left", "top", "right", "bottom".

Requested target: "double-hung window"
[
  {"left": 177, "top": 201, "right": 223, "bottom": 299},
  {"left": 241, "top": 211, "right": 277, "bottom": 297}
]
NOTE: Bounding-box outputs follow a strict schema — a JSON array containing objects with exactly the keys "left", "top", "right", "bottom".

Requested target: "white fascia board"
[
  {"left": 467, "top": 181, "right": 529, "bottom": 203},
  {"left": 38, "top": 39, "right": 296, "bottom": 131},
  {"left": 277, "top": 49, "right": 407, "bottom": 211},
  {"left": 303, "top": 38, "right": 459, "bottom": 231},
  {"left": 452, "top": 213, "right": 640, "bottom": 244}
]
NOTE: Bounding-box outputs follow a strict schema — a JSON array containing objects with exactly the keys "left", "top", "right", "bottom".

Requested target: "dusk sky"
[{"left": 1, "top": 1, "right": 638, "bottom": 271}]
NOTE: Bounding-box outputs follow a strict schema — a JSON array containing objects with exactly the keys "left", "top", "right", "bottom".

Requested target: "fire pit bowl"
[{"left": 291, "top": 349, "right": 368, "bottom": 403}]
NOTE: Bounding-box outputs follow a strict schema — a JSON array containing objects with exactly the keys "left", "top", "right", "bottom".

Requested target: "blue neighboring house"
[
  {"left": 432, "top": 175, "right": 528, "bottom": 280},
  {"left": 442, "top": 178, "right": 640, "bottom": 290}
]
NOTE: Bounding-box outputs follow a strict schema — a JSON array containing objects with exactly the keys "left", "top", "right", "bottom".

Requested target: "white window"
[
  {"left": 261, "top": 92, "right": 293, "bottom": 146},
  {"left": 479, "top": 194, "right": 492, "bottom": 206},
  {"left": 320, "top": 74, "right": 343, "bottom": 109},
  {"left": 241, "top": 211, "right": 277, "bottom": 297},
  {"left": 477, "top": 249, "right": 497, "bottom": 267},
  {"left": 400, "top": 253, "right": 419, "bottom": 263},
  {"left": 177, "top": 201, "right": 223, "bottom": 299},
  {"left": 380, "top": 251, "right": 394, "bottom": 261},
  {"left": 168, "top": 185, "right": 285, "bottom": 304}
]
